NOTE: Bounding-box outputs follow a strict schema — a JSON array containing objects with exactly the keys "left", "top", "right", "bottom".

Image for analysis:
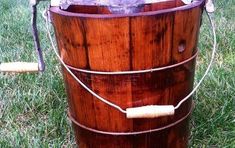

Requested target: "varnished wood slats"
[
  {"left": 172, "top": 7, "right": 202, "bottom": 62},
  {"left": 150, "top": 1, "right": 176, "bottom": 11},
  {"left": 85, "top": 18, "right": 130, "bottom": 71},
  {"left": 168, "top": 6, "right": 203, "bottom": 116},
  {"left": 175, "top": 0, "right": 186, "bottom": 7},
  {"left": 53, "top": 15, "right": 89, "bottom": 68},
  {"left": 129, "top": 13, "right": 174, "bottom": 147},
  {"left": 52, "top": 14, "right": 97, "bottom": 129},
  {"left": 166, "top": 7, "right": 203, "bottom": 146},
  {"left": 130, "top": 13, "right": 173, "bottom": 132},
  {"left": 83, "top": 18, "right": 133, "bottom": 132},
  {"left": 50, "top": 1, "right": 205, "bottom": 147},
  {"left": 68, "top": 5, "right": 112, "bottom": 14},
  {"left": 131, "top": 15, "right": 172, "bottom": 70}
]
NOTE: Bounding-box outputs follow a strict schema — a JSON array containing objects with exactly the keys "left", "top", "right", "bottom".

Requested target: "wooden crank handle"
[
  {"left": 0, "top": 62, "right": 39, "bottom": 73},
  {"left": 126, "top": 105, "right": 175, "bottom": 119}
]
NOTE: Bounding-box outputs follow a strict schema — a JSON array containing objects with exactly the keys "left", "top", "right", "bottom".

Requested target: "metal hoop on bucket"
[
  {"left": 46, "top": 9, "right": 217, "bottom": 118},
  {"left": 68, "top": 102, "right": 194, "bottom": 136},
  {"left": 65, "top": 51, "right": 198, "bottom": 75}
]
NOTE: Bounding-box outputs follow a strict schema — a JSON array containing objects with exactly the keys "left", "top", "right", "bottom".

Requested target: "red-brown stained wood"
[
  {"left": 83, "top": 17, "right": 133, "bottom": 133},
  {"left": 169, "top": 5, "right": 204, "bottom": 118},
  {"left": 150, "top": 1, "right": 176, "bottom": 11},
  {"left": 129, "top": 13, "right": 173, "bottom": 147},
  {"left": 52, "top": 14, "right": 97, "bottom": 129},
  {"left": 50, "top": 0, "right": 205, "bottom": 147},
  {"left": 175, "top": 0, "right": 186, "bottom": 7}
]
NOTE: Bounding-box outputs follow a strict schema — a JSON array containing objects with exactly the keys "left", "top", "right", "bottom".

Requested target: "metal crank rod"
[{"left": 0, "top": 0, "right": 45, "bottom": 73}]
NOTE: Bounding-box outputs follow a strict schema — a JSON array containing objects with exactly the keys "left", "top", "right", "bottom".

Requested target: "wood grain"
[{"left": 50, "top": 0, "right": 205, "bottom": 147}]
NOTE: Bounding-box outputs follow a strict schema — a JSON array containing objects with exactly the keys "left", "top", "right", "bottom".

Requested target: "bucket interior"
[{"left": 65, "top": 1, "right": 186, "bottom": 14}]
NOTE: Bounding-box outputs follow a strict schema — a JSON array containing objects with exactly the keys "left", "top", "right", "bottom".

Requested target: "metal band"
[
  {"left": 66, "top": 50, "right": 198, "bottom": 75},
  {"left": 68, "top": 102, "right": 194, "bottom": 136}
]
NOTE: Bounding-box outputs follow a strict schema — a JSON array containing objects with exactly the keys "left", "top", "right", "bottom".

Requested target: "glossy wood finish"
[{"left": 50, "top": 0, "right": 205, "bottom": 147}]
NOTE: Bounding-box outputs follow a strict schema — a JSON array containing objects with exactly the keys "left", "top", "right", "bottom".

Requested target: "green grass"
[
  {"left": 190, "top": 1, "right": 235, "bottom": 147},
  {"left": 0, "top": 0, "right": 234, "bottom": 147},
  {"left": 0, "top": 0, "right": 75, "bottom": 147}
]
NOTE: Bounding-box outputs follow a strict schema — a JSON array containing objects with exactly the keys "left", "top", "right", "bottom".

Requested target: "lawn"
[{"left": 0, "top": 0, "right": 234, "bottom": 147}]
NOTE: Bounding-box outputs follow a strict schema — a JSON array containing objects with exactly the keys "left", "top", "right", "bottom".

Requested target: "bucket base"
[
  {"left": 69, "top": 104, "right": 193, "bottom": 148},
  {"left": 73, "top": 117, "right": 190, "bottom": 148}
]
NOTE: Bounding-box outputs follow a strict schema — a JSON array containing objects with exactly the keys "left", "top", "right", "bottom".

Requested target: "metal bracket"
[
  {"left": 0, "top": 1, "right": 45, "bottom": 73},
  {"left": 206, "top": 0, "right": 215, "bottom": 13},
  {"left": 31, "top": 2, "right": 45, "bottom": 72}
]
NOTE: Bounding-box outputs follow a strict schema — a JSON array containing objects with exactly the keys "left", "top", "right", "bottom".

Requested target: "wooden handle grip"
[
  {"left": 126, "top": 105, "right": 175, "bottom": 119},
  {"left": 0, "top": 62, "right": 39, "bottom": 73}
]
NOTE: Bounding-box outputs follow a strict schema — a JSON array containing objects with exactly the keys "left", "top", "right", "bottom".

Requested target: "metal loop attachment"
[{"left": 0, "top": 1, "right": 45, "bottom": 73}]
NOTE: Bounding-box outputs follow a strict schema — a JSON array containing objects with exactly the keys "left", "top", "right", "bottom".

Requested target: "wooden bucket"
[{"left": 50, "top": 0, "right": 205, "bottom": 147}]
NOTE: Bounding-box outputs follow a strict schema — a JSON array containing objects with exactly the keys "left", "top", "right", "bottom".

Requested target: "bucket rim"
[{"left": 49, "top": 0, "right": 205, "bottom": 19}]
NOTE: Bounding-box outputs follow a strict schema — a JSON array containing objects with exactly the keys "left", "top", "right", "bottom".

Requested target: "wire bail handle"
[{"left": 46, "top": 1, "right": 216, "bottom": 119}]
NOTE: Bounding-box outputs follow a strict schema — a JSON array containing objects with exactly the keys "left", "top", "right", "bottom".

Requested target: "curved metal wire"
[
  {"left": 46, "top": 10, "right": 216, "bottom": 115},
  {"left": 46, "top": 16, "right": 127, "bottom": 114},
  {"left": 65, "top": 51, "right": 198, "bottom": 75},
  {"left": 175, "top": 11, "right": 217, "bottom": 110}
]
